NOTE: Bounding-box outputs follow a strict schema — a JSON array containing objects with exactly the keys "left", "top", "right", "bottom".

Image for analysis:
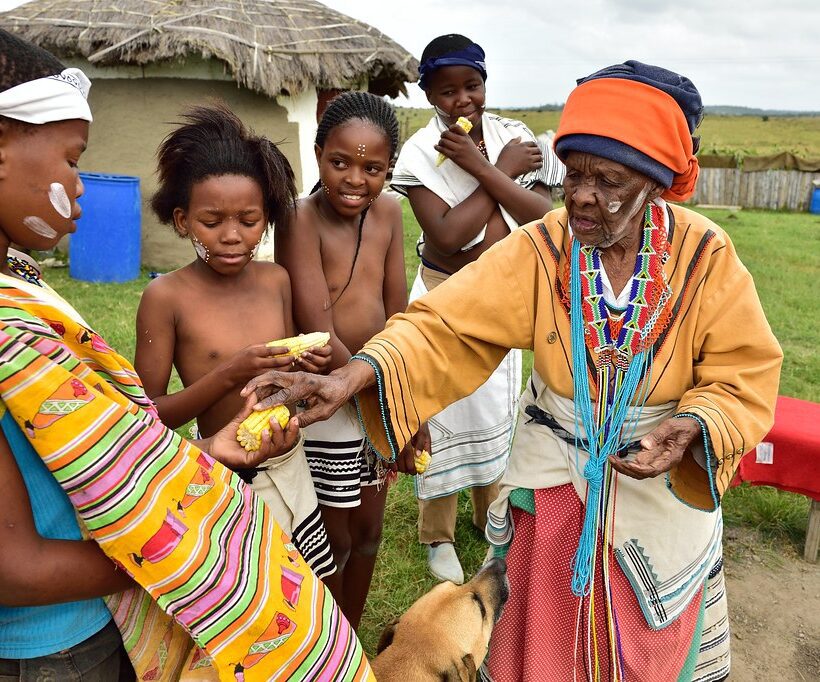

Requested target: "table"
[{"left": 733, "top": 396, "right": 820, "bottom": 562}]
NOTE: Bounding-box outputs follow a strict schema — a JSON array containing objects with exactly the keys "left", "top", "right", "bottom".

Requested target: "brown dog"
[{"left": 370, "top": 558, "right": 509, "bottom": 681}]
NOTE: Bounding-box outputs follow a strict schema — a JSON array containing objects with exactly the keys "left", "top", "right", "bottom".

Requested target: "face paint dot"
[
  {"left": 607, "top": 201, "right": 623, "bottom": 214},
  {"left": 48, "top": 182, "right": 72, "bottom": 219},
  {"left": 23, "top": 216, "right": 59, "bottom": 239}
]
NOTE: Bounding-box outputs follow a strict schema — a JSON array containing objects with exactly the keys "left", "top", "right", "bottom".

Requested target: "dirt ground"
[{"left": 724, "top": 527, "right": 820, "bottom": 681}]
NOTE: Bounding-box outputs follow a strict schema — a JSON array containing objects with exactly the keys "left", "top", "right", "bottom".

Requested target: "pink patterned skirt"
[{"left": 487, "top": 484, "right": 703, "bottom": 681}]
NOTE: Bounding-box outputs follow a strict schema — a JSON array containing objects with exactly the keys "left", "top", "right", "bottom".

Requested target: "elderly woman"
[{"left": 245, "top": 62, "right": 782, "bottom": 681}]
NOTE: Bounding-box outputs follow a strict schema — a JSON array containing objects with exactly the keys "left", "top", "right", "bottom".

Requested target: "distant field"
[{"left": 396, "top": 107, "right": 820, "bottom": 158}]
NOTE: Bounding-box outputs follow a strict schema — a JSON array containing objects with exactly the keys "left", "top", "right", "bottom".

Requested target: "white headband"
[{"left": 0, "top": 68, "right": 92, "bottom": 124}]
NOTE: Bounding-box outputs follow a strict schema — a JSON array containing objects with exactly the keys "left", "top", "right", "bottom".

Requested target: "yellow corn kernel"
[
  {"left": 436, "top": 116, "right": 474, "bottom": 166},
  {"left": 414, "top": 449, "right": 432, "bottom": 474},
  {"left": 236, "top": 405, "right": 291, "bottom": 452},
  {"left": 266, "top": 332, "right": 330, "bottom": 358}
]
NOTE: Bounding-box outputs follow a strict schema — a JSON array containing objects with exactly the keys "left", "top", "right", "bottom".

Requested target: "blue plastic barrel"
[
  {"left": 70, "top": 172, "right": 141, "bottom": 282},
  {"left": 810, "top": 186, "right": 820, "bottom": 215}
]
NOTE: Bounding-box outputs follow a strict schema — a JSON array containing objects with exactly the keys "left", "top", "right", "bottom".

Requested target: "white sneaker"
[{"left": 427, "top": 542, "right": 464, "bottom": 584}]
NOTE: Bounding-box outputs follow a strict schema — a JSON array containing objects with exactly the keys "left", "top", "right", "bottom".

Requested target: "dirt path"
[{"left": 724, "top": 528, "right": 820, "bottom": 681}]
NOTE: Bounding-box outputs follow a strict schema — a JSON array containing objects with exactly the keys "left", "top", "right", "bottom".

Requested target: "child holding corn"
[
  {"left": 134, "top": 105, "right": 336, "bottom": 579},
  {"left": 0, "top": 32, "right": 373, "bottom": 681},
  {"left": 276, "top": 92, "right": 426, "bottom": 630},
  {"left": 391, "top": 34, "right": 565, "bottom": 584}
]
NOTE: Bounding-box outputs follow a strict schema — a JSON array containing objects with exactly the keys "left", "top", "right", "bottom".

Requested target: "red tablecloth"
[{"left": 732, "top": 395, "right": 820, "bottom": 501}]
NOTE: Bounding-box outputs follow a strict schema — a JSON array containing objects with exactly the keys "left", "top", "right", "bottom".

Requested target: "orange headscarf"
[{"left": 554, "top": 77, "right": 699, "bottom": 202}]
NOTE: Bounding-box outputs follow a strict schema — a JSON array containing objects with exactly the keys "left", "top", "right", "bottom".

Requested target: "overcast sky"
[
  {"left": 322, "top": 0, "right": 820, "bottom": 112},
  {"left": 2, "top": 0, "right": 818, "bottom": 111}
]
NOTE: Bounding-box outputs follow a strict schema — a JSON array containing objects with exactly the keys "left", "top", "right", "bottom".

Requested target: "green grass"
[
  {"left": 396, "top": 107, "right": 820, "bottom": 158},
  {"left": 42, "top": 205, "right": 817, "bottom": 655}
]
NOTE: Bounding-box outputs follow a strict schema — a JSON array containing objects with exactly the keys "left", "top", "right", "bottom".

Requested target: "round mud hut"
[{"left": 0, "top": 0, "right": 417, "bottom": 268}]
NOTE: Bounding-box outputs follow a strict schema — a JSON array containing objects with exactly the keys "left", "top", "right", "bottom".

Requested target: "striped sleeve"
[
  {"left": 0, "top": 319, "right": 373, "bottom": 681},
  {"left": 353, "top": 229, "right": 538, "bottom": 460}
]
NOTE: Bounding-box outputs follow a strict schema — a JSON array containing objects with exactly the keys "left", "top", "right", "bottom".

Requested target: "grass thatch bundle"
[{"left": 0, "top": 0, "right": 418, "bottom": 97}]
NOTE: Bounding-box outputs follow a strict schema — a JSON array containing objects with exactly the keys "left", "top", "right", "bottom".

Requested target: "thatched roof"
[{"left": 0, "top": 0, "right": 418, "bottom": 98}]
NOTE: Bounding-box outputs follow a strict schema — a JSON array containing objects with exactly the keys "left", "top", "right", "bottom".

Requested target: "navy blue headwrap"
[{"left": 418, "top": 43, "right": 487, "bottom": 91}]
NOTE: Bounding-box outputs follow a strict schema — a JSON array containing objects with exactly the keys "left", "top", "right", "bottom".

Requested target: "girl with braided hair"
[{"left": 276, "top": 91, "right": 426, "bottom": 629}]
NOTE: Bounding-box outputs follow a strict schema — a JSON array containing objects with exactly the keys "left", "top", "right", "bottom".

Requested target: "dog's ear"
[
  {"left": 440, "top": 653, "right": 477, "bottom": 682},
  {"left": 376, "top": 618, "right": 400, "bottom": 654}
]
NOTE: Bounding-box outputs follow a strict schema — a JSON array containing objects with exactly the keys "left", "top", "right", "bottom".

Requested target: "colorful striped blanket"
[{"left": 0, "top": 276, "right": 373, "bottom": 681}]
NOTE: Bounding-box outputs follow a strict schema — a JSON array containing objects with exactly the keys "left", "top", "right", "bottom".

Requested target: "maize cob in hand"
[
  {"left": 436, "top": 116, "right": 474, "bottom": 166},
  {"left": 414, "top": 449, "right": 432, "bottom": 474},
  {"left": 236, "top": 405, "right": 291, "bottom": 452},
  {"left": 266, "top": 332, "right": 330, "bottom": 358}
]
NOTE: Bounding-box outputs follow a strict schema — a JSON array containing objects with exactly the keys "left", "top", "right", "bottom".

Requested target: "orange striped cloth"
[{"left": 0, "top": 277, "right": 373, "bottom": 681}]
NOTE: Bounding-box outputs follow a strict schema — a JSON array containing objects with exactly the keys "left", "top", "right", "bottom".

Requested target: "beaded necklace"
[
  {"left": 7, "top": 254, "right": 43, "bottom": 287},
  {"left": 568, "top": 203, "right": 672, "bottom": 678}
]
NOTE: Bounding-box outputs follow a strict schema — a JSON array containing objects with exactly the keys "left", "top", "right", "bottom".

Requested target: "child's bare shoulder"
[
  {"left": 249, "top": 260, "right": 291, "bottom": 289},
  {"left": 372, "top": 192, "right": 402, "bottom": 216},
  {"left": 293, "top": 195, "right": 322, "bottom": 232},
  {"left": 370, "top": 193, "right": 403, "bottom": 233},
  {"left": 140, "top": 267, "right": 188, "bottom": 307}
]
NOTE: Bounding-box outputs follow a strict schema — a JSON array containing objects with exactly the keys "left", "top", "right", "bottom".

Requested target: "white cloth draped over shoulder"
[
  {"left": 409, "top": 271, "right": 522, "bottom": 500},
  {"left": 391, "top": 112, "right": 565, "bottom": 250}
]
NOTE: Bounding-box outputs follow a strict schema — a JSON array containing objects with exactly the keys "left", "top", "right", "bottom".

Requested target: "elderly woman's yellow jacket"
[{"left": 356, "top": 204, "right": 782, "bottom": 511}]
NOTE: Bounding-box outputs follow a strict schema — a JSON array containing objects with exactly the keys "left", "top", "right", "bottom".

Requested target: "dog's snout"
[
  {"left": 477, "top": 557, "right": 510, "bottom": 618},
  {"left": 483, "top": 557, "right": 507, "bottom": 576}
]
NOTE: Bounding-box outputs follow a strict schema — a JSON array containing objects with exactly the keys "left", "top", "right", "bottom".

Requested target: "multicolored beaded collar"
[
  {"left": 566, "top": 202, "right": 674, "bottom": 677},
  {"left": 7, "top": 254, "right": 43, "bottom": 287}
]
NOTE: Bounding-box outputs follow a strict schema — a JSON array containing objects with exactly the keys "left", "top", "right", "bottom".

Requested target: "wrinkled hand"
[
  {"left": 609, "top": 416, "right": 701, "bottom": 480},
  {"left": 241, "top": 369, "right": 351, "bottom": 428},
  {"left": 495, "top": 137, "right": 543, "bottom": 178},
  {"left": 208, "top": 394, "right": 301, "bottom": 469},
  {"left": 435, "top": 123, "right": 487, "bottom": 175},
  {"left": 225, "top": 344, "right": 295, "bottom": 386},
  {"left": 294, "top": 343, "right": 332, "bottom": 374}
]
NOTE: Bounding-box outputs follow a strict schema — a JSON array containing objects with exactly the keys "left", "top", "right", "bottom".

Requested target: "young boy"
[{"left": 391, "top": 34, "right": 565, "bottom": 584}]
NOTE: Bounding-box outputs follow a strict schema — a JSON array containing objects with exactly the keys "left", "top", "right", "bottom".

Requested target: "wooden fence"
[{"left": 689, "top": 168, "right": 820, "bottom": 211}]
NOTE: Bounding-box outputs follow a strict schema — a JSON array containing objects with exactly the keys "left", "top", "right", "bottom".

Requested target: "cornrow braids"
[
  {"left": 151, "top": 102, "right": 297, "bottom": 234},
  {"left": 314, "top": 91, "right": 399, "bottom": 307},
  {"left": 315, "top": 91, "right": 399, "bottom": 160}
]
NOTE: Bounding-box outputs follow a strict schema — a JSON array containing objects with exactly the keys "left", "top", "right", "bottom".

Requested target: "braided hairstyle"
[
  {"left": 0, "top": 30, "right": 66, "bottom": 131},
  {"left": 315, "top": 90, "right": 399, "bottom": 161},
  {"left": 152, "top": 102, "right": 297, "bottom": 234},
  {"left": 313, "top": 91, "right": 399, "bottom": 305}
]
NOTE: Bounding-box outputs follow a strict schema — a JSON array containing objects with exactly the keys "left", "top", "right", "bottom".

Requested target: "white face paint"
[
  {"left": 606, "top": 201, "right": 623, "bottom": 214},
  {"left": 48, "top": 182, "right": 72, "bottom": 219},
  {"left": 23, "top": 216, "right": 59, "bottom": 239},
  {"left": 191, "top": 236, "right": 209, "bottom": 262}
]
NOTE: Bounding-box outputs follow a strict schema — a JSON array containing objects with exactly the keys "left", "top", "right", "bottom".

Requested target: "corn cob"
[
  {"left": 414, "top": 449, "right": 432, "bottom": 474},
  {"left": 266, "top": 332, "right": 330, "bottom": 358},
  {"left": 236, "top": 405, "right": 291, "bottom": 452},
  {"left": 436, "top": 116, "right": 474, "bottom": 166}
]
